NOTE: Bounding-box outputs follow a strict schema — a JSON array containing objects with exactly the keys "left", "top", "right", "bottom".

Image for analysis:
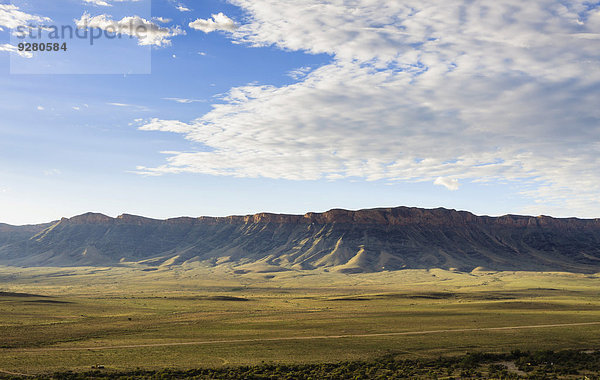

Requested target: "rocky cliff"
[{"left": 1, "top": 207, "right": 599, "bottom": 273}]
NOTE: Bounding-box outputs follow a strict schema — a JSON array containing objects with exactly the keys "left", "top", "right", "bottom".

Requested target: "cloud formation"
[
  {"left": 189, "top": 13, "right": 237, "bottom": 33},
  {"left": 434, "top": 177, "right": 460, "bottom": 191},
  {"left": 0, "top": 4, "right": 50, "bottom": 31},
  {"left": 82, "top": 0, "right": 141, "bottom": 6},
  {"left": 75, "top": 13, "right": 184, "bottom": 46},
  {"left": 287, "top": 66, "right": 312, "bottom": 80},
  {"left": 138, "top": 0, "right": 600, "bottom": 217},
  {"left": 0, "top": 43, "right": 33, "bottom": 58},
  {"left": 162, "top": 97, "right": 205, "bottom": 104}
]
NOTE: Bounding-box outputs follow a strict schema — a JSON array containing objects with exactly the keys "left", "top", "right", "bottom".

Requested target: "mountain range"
[{"left": 1, "top": 206, "right": 600, "bottom": 273}]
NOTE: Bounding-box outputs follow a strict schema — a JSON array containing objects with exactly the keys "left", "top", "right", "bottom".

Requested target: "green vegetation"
[
  {"left": 0, "top": 265, "right": 599, "bottom": 376},
  {"left": 2, "top": 350, "right": 600, "bottom": 379}
]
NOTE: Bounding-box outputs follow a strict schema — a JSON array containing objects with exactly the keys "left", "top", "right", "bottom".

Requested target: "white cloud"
[
  {"left": 107, "top": 102, "right": 150, "bottom": 111},
  {"left": 163, "top": 97, "right": 205, "bottom": 104},
  {"left": 0, "top": 4, "right": 50, "bottom": 30},
  {"left": 36, "top": 106, "right": 44, "bottom": 111},
  {"left": 82, "top": 0, "right": 141, "bottom": 7},
  {"left": 176, "top": 5, "right": 191, "bottom": 12},
  {"left": 153, "top": 17, "right": 172, "bottom": 24},
  {"left": 75, "top": 13, "right": 185, "bottom": 46},
  {"left": 189, "top": 13, "right": 237, "bottom": 33},
  {"left": 138, "top": 0, "right": 600, "bottom": 217},
  {"left": 43, "top": 169, "right": 62, "bottom": 176},
  {"left": 83, "top": 0, "right": 111, "bottom": 6},
  {"left": 0, "top": 43, "right": 33, "bottom": 58},
  {"left": 287, "top": 66, "right": 312, "bottom": 81},
  {"left": 434, "top": 177, "right": 460, "bottom": 191},
  {"left": 139, "top": 118, "right": 195, "bottom": 134}
]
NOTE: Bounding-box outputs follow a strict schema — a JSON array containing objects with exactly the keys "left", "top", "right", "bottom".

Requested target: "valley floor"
[{"left": 0, "top": 265, "right": 599, "bottom": 376}]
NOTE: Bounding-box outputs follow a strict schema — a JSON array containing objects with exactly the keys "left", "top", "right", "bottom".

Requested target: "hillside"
[{"left": 1, "top": 207, "right": 600, "bottom": 273}]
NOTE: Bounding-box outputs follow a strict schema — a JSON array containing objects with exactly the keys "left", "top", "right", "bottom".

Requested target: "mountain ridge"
[
  {"left": 39, "top": 207, "right": 600, "bottom": 227},
  {"left": 1, "top": 206, "right": 600, "bottom": 273}
]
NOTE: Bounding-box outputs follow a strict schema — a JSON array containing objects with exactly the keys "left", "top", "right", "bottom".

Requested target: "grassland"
[{"left": 0, "top": 264, "right": 599, "bottom": 376}]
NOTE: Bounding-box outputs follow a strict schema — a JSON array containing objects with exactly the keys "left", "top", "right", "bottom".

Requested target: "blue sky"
[{"left": 0, "top": 0, "right": 599, "bottom": 225}]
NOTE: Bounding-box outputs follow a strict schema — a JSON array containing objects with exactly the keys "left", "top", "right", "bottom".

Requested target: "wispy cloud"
[
  {"left": 72, "top": 104, "right": 89, "bottom": 111},
  {"left": 166, "top": 0, "right": 191, "bottom": 12},
  {"left": 287, "top": 66, "right": 312, "bottom": 81},
  {"left": 162, "top": 97, "right": 205, "bottom": 104},
  {"left": 107, "top": 102, "right": 150, "bottom": 111},
  {"left": 0, "top": 43, "right": 33, "bottom": 58},
  {"left": 82, "top": 0, "right": 141, "bottom": 7},
  {"left": 43, "top": 169, "right": 62, "bottom": 176},
  {"left": 0, "top": 4, "right": 50, "bottom": 30},
  {"left": 153, "top": 17, "right": 172, "bottom": 24}
]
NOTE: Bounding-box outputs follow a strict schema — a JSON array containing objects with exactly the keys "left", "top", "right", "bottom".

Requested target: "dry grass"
[{"left": 0, "top": 265, "right": 599, "bottom": 374}]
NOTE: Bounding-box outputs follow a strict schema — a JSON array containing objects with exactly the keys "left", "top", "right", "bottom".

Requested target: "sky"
[{"left": 0, "top": 0, "right": 599, "bottom": 225}]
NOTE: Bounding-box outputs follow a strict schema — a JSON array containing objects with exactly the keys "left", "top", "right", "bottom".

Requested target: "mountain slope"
[
  {"left": 0, "top": 222, "right": 55, "bottom": 247},
  {"left": 1, "top": 207, "right": 600, "bottom": 273}
]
